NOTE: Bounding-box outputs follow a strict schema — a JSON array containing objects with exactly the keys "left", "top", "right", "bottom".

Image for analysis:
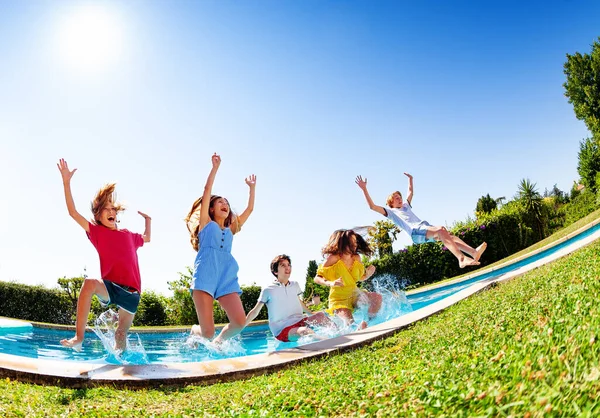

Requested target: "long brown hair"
[
  {"left": 185, "top": 195, "right": 238, "bottom": 252},
  {"left": 321, "top": 229, "right": 373, "bottom": 258},
  {"left": 90, "top": 183, "right": 124, "bottom": 227}
]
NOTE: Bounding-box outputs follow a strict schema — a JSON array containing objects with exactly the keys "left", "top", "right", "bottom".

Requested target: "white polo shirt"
[
  {"left": 258, "top": 280, "right": 305, "bottom": 337},
  {"left": 385, "top": 203, "right": 424, "bottom": 236}
]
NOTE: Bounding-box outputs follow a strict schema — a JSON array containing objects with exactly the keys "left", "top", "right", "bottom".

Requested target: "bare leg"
[
  {"left": 427, "top": 226, "right": 479, "bottom": 268},
  {"left": 213, "top": 293, "right": 246, "bottom": 343},
  {"left": 366, "top": 292, "right": 382, "bottom": 318},
  {"left": 448, "top": 235, "right": 487, "bottom": 262},
  {"left": 61, "top": 278, "right": 109, "bottom": 349},
  {"left": 114, "top": 308, "right": 135, "bottom": 352},
  {"left": 191, "top": 290, "right": 216, "bottom": 339},
  {"left": 334, "top": 308, "right": 367, "bottom": 329},
  {"left": 305, "top": 311, "right": 334, "bottom": 327}
]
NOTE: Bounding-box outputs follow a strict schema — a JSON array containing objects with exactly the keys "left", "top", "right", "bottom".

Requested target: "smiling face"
[
  {"left": 209, "top": 197, "right": 230, "bottom": 221},
  {"left": 98, "top": 204, "right": 118, "bottom": 229},
  {"left": 389, "top": 192, "right": 403, "bottom": 209},
  {"left": 275, "top": 259, "right": 292, "bottom": 284}
]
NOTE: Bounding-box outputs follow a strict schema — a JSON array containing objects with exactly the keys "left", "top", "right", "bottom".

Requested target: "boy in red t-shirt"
[{"left": 57, "top": 159, "right": 151, "bottom": 352}]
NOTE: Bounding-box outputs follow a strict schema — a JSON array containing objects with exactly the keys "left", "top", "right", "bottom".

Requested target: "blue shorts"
[
  {"left": 100, "top": 280, "right": 141, "bottom": 314},
  {"left": 411, "top": 222, "right": 436, "bottom": 244},
  {"left": 190, "top": 277, "right": 242, "bottom": 300}
]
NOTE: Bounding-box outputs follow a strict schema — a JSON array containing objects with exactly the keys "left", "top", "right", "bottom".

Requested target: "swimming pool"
[{"left": 1, "top": 219, "right": 599, "bottom": 371}]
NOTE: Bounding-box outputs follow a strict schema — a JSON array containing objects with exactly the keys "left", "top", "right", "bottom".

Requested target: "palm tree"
[{"left": 517, "top": 178, "right": 545, "bottom": 239}]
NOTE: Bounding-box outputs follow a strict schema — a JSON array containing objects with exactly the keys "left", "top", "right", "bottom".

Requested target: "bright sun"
[{"left": 55, "top": 4, "right": 125, "bottom": 75}]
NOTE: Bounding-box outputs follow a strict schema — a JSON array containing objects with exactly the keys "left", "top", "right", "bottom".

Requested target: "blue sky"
[{"left": 0, "top": 0, "right": 598, "bottom": 295}]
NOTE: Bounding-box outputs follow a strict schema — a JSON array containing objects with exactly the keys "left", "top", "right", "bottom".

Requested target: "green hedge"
[{"left": 0, "top": 281, "right": 73, "bottom": 324}]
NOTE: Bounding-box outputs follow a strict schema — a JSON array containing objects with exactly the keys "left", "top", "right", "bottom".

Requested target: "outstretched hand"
[
  {"left": 245, "top": 174, "right": 256, "bottom": 188},
  {"left": 57, "top": 158, "right": 77, "bottom": 183},
  {"left": 211, "top": 153, "right": 221, "bottom": 169},
  {"left": 138, "top": 211, "right": 151, "bottom": 220},
  {"left": 355, "top": 175, "right": 368, "bottom": 190}
]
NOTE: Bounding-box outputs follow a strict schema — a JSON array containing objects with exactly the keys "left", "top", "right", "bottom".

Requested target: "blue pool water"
[{"left": 1, "top": 222, "right": 598, "bottom": 365}]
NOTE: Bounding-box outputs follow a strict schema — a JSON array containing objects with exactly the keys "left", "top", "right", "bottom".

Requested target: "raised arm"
[
  {"left": 138, "top": 211, "right": 152, "bottom": 243},
  {"left": 57, "top": 159, "right": 89, "bottom": 232},
  {"left": 233, "top": 174, "right": 256, "bottom": 233},
  {"left": 198, "top": 153, "right": 221, "bottom": 229},
  {"left": 355, "top": 175, "right": 387, "bottom": 216},
  {"left": 244, "top": 301, "right": 265, "bottom": 327},
  {"left": 404, "top": 173, "right": 413, "bottom": 206}
]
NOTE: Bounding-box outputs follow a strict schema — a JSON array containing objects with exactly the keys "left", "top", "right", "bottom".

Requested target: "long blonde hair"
[
  {"left": 185, "top": 195, "right": 239, "bottom": 252},
  {"left": 91, "top": 183, "right": 123, "bottom": 226}
]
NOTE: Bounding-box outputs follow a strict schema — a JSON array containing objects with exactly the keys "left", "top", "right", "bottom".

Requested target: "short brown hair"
[{"left": 270, "top": 254, "right": 291, "bottom": 277}]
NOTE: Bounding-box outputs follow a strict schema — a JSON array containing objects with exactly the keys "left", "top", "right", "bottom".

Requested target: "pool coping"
[{"left": 1, "top": 219, "right": 600, "bottom": 388}]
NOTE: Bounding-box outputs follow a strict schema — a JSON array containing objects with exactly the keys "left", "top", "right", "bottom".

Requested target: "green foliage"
[
  {"left": 133, "top": 291, "right": 168, "bottom": 326},
  {"left": 577, "top": 136, "right": 600, "bottom": 192},
  {"left": 302, "top": 260, "right": 328, "bottom": 305},
  {"left": 475, "top": 193, "right": 497, "bottom": 217},
  {"left": 0, "top": 281, "right": 73, "bottom": 324},
  {"left": 367, "top": 220, "right": 401, "bottom": 258},
  {"left": 563, "top": 37, "right": 600, "bottom": 136},
  {"left": 564, "top": 190, "right": 600, "bottom": 225}
]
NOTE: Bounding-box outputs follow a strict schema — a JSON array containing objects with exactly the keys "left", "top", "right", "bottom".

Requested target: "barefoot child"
[
  {"left": 185, "top": 153, "right": 256, "bottom": 343},
  {"left": 314, "top": 229, "right": 382, "bottom": 328},
  {"left": 244, "top": 255, "right": 333, "bottom": 342},
  {"left": 57, "top": 159, "right": 151, "bottom": 351},
  {"left": 356, "top": 173, "right": 487, "bottom": 268}
]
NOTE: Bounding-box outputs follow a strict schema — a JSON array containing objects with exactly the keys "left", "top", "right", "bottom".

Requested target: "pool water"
[{"left": 2, "top": 222, "right": 598, "bottom": 365}]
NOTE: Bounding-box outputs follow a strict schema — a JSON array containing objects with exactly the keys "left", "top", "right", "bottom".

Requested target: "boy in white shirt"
[
  {"left": 356, "top": 173, "right": 486, "bottom": 268},
  {"left": 244, "top": 255, "right": 332, "bottom": 342}
]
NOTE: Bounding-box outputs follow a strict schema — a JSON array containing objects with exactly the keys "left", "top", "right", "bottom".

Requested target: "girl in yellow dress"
[{"left": 314, "top": 229, "right": 382, "bottom": 328}]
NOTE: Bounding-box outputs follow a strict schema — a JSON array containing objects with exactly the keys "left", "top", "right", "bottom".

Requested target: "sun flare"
[{"left": 55, "top": 4, "right": 125, "bottom": 75}]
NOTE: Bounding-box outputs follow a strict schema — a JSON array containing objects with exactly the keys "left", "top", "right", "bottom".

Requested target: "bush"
[
  {"left": 564, "top": 190, "right": 599, "bottom": 226},
  {"left": 133, "top": 291, "right": 168, "bottom": 326},
  {"left": 0, "top": 281, "right": 73, "bottom": 324}
]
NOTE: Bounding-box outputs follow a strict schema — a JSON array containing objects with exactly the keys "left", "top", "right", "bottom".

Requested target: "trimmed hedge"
[{"left": 0, "top": 281, "right": 73, "bottom": 324}]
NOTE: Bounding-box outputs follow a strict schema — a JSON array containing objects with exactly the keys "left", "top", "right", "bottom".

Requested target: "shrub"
[{"left": 0, "top": 281, "right": 73, "bottom": 324}]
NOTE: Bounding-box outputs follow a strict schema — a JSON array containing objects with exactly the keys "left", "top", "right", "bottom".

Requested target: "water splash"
[
  {"left": 183, "top": 332, "right": 246, "bottom": 361},
  {"left": 93, "top": 309, "right": 149, "bottom": 364}
]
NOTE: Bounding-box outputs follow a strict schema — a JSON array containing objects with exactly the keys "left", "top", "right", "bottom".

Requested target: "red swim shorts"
[{"left": 276, "top": 318, "right": 309, "bottom": 342}]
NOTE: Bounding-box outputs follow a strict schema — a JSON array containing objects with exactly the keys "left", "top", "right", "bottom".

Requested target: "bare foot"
[
  {"left": 60, "top": 337, "right": 83, "bottom": 352},
  {"left": 459, "top": 257, "right": 480, "bottom": 268},
  {"left": 474, "top": 242, "right": 487, "bottom": 262},
  {"left": 358, "top": 321, "right": 368, "bottom": 330}
]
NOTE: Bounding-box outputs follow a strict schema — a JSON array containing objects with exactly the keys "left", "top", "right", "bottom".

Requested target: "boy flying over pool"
[
  {"left": 356, "top": 173, "right": 486, "bottom": 268},
  {"left": 244, "top": 255, "right": 333, "bottom": 342}
]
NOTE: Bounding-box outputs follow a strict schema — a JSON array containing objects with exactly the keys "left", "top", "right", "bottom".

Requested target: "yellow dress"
[{"left": 317, "top": 259, "right": 365, "bottom": 312}]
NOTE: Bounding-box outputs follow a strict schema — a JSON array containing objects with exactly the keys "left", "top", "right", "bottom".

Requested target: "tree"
[
  {"left": 57, "top": 276, "right": 85, "bottom": 311},
  {"left": 563, "top": 37, "right": 600, "bottom": 137},
  {"left": 475, "top": 194, "right": 497, "bottom": 217},
  {"left": 166, "top": 267, "right": 197, "bottom": 325},
  {"left": 367, "top": 220, "right": 401, "bottom": 258},
  {"left": 578, "top": 136, "right": 600, "bottom": 192},
  {"left": 303, "top": 260, "right": 328, "bottom": 304},
  {"left": 516, "top": 178, "right": 545, "bottom": 239}
]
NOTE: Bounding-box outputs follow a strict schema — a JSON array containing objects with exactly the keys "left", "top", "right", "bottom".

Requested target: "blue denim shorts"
[
  {"left": 411, "top": 222, "right": 436, "bottom": 244},
  {"left": 100, "top": 280, "right": 141, "bottom": 314}
]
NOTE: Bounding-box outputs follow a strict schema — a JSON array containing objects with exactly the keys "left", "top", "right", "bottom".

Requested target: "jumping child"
[
  {"left": 185, "top": 153, "right": 256, "bottom": 343},
  {"left": 356, "top": 173, "right": 486, "bottom": 268},
  {"left": 57, "top": 158, "right": 151, "bottom": 352},
  {"left": 314, "top": 229, "right": 382, "bottom": 328}
]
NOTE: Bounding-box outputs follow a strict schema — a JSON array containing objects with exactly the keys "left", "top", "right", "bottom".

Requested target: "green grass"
[{"left": 2, "top": 231, "right": 600, "bottom": 416}]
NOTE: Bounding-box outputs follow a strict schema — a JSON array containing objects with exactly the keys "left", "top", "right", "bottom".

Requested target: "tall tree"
[
  {"left": 367, "top": 220, "right": 401, "bottom": 258},
  {"left": 517, "top": 178, "right": 545, "bottom": 239},
  {"left": 303, "top": 260, "right": 328, "bottom": 303},
  {"left": 578, "top": 136, "right": 600, "bottom": 192},
  {"left": 563, "top": 38, "right": 600, "bottom": 137}
]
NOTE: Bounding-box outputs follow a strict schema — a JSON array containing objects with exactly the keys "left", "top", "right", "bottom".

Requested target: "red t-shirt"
[{"left": 87, "top": 222, "right": 145, "bottom": 292}]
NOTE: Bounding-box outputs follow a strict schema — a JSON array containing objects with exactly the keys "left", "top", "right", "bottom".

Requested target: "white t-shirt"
[
  {"left": 258, "top": 280, "right": 306, "bottom": 337},
  {"left": 385, "top": 203, "right": 424, "bottom": 236}
]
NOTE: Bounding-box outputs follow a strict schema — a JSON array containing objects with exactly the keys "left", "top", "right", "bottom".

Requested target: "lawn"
[{"left": 1, "top": 227, "right": 599, "bottom": 416}]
